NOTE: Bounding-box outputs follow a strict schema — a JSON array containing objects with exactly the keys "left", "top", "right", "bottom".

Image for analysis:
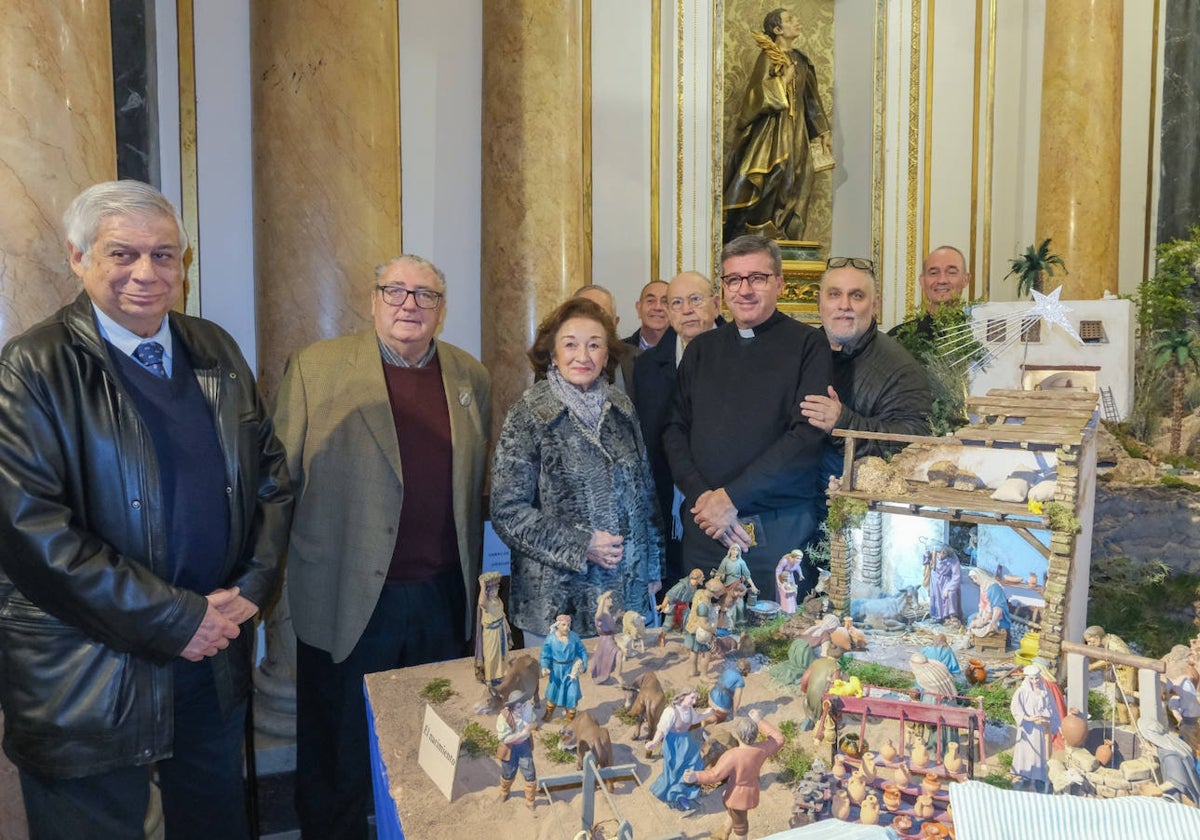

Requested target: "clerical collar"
[
  {"left": 378, "top": 336, "right": 437, "bottom": 368},
  {"left": 734, "top": 309, "right": 783, "bottom": 339}
]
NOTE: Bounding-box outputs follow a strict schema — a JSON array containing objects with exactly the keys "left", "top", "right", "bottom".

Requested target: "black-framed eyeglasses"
[
  {"left": 375, "top": 285, "right": 444, "bottom": 309},
  {"left": 669, "top": 293, "right": 712, "bottom": 311},
  {"left": 720, "top": 272, "right": 775, "bottom": 291},
  {"left": 826, "top": 257, "right": 875, "bottom": 272}
]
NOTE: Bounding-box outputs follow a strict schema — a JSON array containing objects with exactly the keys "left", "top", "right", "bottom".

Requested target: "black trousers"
[
  {"left": 20, "top": 659, "right": 248, "bottom": 840},
  {"left": 295, "top": 571, "right": 465, "bottom": 840}
]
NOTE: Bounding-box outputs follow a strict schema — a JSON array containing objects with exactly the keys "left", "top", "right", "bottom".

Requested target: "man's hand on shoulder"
[
  {"left": 179, "top": 588, "right": 253, "bottom": 661},
  {"left": 800, "top": 385, "right": 842, "bottom": 433}
]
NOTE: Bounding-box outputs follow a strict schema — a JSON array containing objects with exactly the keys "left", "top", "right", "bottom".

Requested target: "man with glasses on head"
[
  {"left": 632, "top": 272, "right": 721, "bottom": 587},
  {"left": 662, "top": 235, "right": 831, "bottom": 592},
  {"left": 802, "top": 257, "right": 931, "bottom": 492},
  {"left": 274, "top": 255, "right": 490, "bottom": 839}
]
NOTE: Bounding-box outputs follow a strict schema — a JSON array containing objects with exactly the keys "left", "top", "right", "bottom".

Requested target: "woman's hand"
[{"left": 586, "top": 530, "right": 624, "bottom": 569}]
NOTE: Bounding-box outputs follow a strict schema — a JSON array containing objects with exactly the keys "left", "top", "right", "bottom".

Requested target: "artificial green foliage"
[
  {"left": 1043, "top": 502, "right": 1081, "bottom": 534},
  {"left": 1087, "top": 557, "right": 1200, "bottom": 658},
  {"left": 1087, "top": 690, "right": 1110, "bottom": 722},
  {"left": 540, "top": 731, "right": 576, "bottom": 764},
  {"left": 1152, "top": 329, "right": 1200, "bottom": 455},
  {"left": 1160, "top": 474, "right": 1200, "bottom": 492},
  {"left": 772, "top": 718, "right": 815, "bottom": 783},
  {"left": 827, "top": 497, "right": 868, "bottom": 533},
  {"left": 836, "top": 656, "right": 916, "bottom": 691},
  {"left": 420, "top": 677, "right": 456, "bottom": 704},
  {"left": 1003, "top": 238, "right": 1068, "bottom": 297},
  {"left": 890, "top": 301, "right": 978, "bottom": 434},
  {"left": 746, "top": 616, "right": 791, "bottom": 664},
  {"left": 460, "top": 721, "right": 499, "bottom": 759},
  {"left": 964, "top": 681, "right": 1015, "bottom": 725}
]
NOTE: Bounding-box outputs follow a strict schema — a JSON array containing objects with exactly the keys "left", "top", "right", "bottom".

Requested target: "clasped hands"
[
  {"left": 586, "top": 530, "right": 623, "bottom": 570},
  {"left": 180, "top": 586, "right": 259, "bottom": 662},
  {"left": 692, "top": 488, "right": 751, "bottom": 551}
]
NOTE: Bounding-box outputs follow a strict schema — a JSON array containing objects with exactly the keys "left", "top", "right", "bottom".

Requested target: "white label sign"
[{"left": 418, "top": 704, "right": 461, "bottom": 801}]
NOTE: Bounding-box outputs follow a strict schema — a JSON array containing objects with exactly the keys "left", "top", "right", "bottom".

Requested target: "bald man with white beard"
[{"left": 632, "top": 272, "right": 720, "bottom": 584}]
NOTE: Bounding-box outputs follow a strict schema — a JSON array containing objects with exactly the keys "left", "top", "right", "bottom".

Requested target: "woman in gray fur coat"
[{"left": 491, "top": 298, "right": 664, "bottom": 644}]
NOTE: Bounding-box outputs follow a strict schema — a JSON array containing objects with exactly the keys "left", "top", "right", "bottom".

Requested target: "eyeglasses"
[
  {"left": 720, "top": 272, "right": 775, "bottom": 291},
  {"left": 375, "top": 285, "right": 444, "bottom": 309},
  {"left": 669, "top": 293, "right": 712, "bottom": 311},
  {"left": 826, "top": 257, "right": 875, "bottom": 272}
]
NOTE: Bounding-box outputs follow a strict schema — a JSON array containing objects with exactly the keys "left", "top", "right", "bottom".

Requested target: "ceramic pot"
[
  {"left": 893, "top": 764, "right": 911, "bottom": 787},
  {"left": 892, "top": 815, "right": 913, "bottom": 832},
  {"left": 882, "top": 784, "right": 902, "bottom": 811},
  {"left": 832, "top": 754, "right": 848, "bottom": 778},
  {"left": 967, "top": 659, "right": 988, "bottom": 685},
  {"left": 943, "top": 741, "right": 963, "bottom": 774},
  {"left": 861, "top": 751, "right": 877, "bottom": 783},
  {"left": 832, "top": 788, "right": 851, "bottom": 821},
  {"left": 1060, "top": 710, "right": 1087, "bottom": 749},
  {"left": 921, "top": 822, "right": 948, "bottom": 838},
  {"left": 921, "top": 772, "right": 941, "bottom": 797},
  {"left": 880, "top": 739, "right": 898, "bottom": 763},
  {"left": 860, "top": 794, "right": 880, "bottom": 825},
  {"left": 846, "top": 770, "right": 868, "bottom": 805},
  {"left": 839, "top": 733, "right": 866, "bottom": 758},
  {"left": 910, "top": 741, "right": 929, "bottom": 770},
  {"left": 1096, "top": 739, "right": 1114, "bottom": 766},
  {"left": 913, "top": 793, "right": 935, "bottom": 820}
]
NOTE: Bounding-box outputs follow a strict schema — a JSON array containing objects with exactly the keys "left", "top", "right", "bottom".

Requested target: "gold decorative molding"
[
  {"left": 969, "top": 0, "right": 983, "bottom": 297},
  {"left": 872, "top": 0, "right": 887, "bottom": 289},
  {"left": 981, "top": 0, "right": 997, "bottom": 299},
  {"left": 177, "top": 0, "right": 199, "bottom": 315},
  {"left": 582, "top": 0, "right": 593, "bottom": 285},
  {"left": 921, "top": 0, "right": 935, "bottom": 265},
  {"left": 675, "top": 0, "right": 684, "bottom": 274},
  {"left": 905, "top": 0, "right": 921, "bottom": 313},
  {"left": 651, "top": 0, "right": 661, "bottom": 277},
  {"left": 1142, "top": 0, "right": 1161, "bottom": 284}
]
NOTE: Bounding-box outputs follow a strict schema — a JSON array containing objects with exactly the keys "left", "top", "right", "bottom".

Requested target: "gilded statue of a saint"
[{"left": 723, "top": 8, "right": 832, "bottom": 243}]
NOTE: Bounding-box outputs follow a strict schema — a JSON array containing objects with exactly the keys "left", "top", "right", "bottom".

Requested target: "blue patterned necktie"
[{"left": 133, "top": 341, "right": 168, "bottom": 378}]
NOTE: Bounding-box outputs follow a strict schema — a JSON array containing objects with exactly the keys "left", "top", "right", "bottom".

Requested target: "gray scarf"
[{"left": 547, "top": 365, "right": 608, "bottom": 432}]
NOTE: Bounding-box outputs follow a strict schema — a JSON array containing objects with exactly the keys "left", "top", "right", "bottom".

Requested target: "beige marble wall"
[
  {"left": 481, "top": 0, "right": 585, "bottom": 430},
  {"left": 0, "top": 1, "right": 116, "bottom": 345},
  {"left": 251, "top": 0, "right": 401, "bottom": 396},
  {"left": 1036, "top": 0, "right": 1123, "bottom": 299}
]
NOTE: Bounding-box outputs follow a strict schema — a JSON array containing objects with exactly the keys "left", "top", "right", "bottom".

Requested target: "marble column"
[
  {"left": 251, "top": 0, "right": 402, "bottom": 397},
  {"left": 481, "top": 0, "right": 585, "bottom": 428},
  {"left": 0, "top": 1, "right": 116, "bottom": 346},
  {"left": 1035, "top": 0, "right": 1123, "bottom": 299},
  {"left": 249, "top": 0, "right": 401, "bottom": 744}
]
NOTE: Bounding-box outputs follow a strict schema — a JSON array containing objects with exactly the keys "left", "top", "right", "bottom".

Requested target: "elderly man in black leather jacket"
[
  {"left": 0, "top": 181, "right": 291, "bottom": 840},
  {"left": 801, "top": 257, "right": 932, "bottom": 486}
]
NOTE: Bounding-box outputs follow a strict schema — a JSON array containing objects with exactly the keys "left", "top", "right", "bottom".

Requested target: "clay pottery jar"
[
  {"left": 861, "top": 751, "right": 877, "bottom": 783},
  {"left": 893, "top": 764, "right": 912, "bottom": 787},
  {"left": 831, "top": 788, "right": 852, "bottom": 821},
  {"left": 943, "top": 741, "right": 963, "bottom": 775},
  {"left": 839, "top": 733, "right": 866, "bottom": 758},
  {"left": 860, "top": 793, "right": 880, "bottom": 825},
  {"left": 966, "top": 659, "right": 988, "bottom": 685},
  {"left": 910, "top": 741, "right": 929, "bottom": 770},
  {"left": 921, "top": 822, "right": 948, "bottom": 838},
  {"left": 846, "top": 769, "right": 869, "bottom": 805},
  {"left": 882, "top": 783, "right": 902, "bottom": 812},
  {"left": 832, "top": 753, "right": 848, "bottom": 778},
  {"left": 921, "top": 772, "right": 941, "bottom": 797},
  {"left": 1096, "top": 738, "right": 1114, "bottom": 766},
  {"left": 1060, "top": 709, "right": 1087, "bottom": 749},
  {"left": 913, "top": 793, "right": 935, "bottom": 820},
  {"left": 880, "top": 738, "right": 898, "bottom": 764},
  {"left": 892, "top": 814, "right": 913, "bottom": 833}
]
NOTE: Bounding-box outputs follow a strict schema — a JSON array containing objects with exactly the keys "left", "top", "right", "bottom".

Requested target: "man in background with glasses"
[
  {"left": 632, "top": 271, "right": 721, "bottom": 588},
  {"left": 662, "top": 235, "right": 831, "bottom": 592},
  {"left": 802, "top": 257, "right": 931, "bottom": 493},
  {"left": 273, "top": 255, "right": 490, "bottom": 839}
]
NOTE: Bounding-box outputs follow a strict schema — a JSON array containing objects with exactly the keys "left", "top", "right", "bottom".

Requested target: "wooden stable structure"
[{"left": 827, "top": 389, "right": 1100, "bottom": 668}]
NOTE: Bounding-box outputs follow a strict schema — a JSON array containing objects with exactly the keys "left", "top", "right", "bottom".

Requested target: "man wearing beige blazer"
[{"left": 274, "top": 255, "right": 490, "bottom": 840}]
